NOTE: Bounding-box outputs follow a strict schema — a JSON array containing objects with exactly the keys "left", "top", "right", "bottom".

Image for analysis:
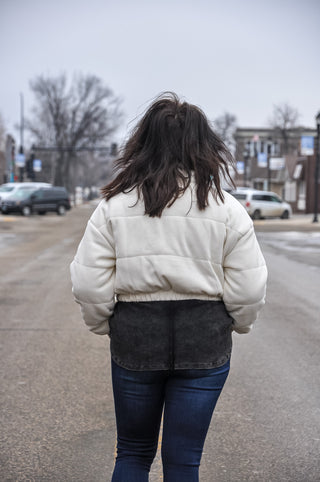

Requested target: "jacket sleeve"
[
  {"left": 222, "top": 213, "right": 267, "bottom": 334},
  {"left": 70, "top": 201, "right": 116, "bottom": 335}
]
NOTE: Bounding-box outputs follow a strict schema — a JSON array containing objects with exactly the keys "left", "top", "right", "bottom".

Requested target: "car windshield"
[{"left": 0, "top": 186, "right": 15, "bottom": 193}]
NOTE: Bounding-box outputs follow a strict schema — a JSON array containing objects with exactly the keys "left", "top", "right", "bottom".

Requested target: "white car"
[
  {"left": 231, "top": 188, "right": 292, "bottom": 220},
  {"left": 0, "top": 182, "right": 51, "bottom": 204}
]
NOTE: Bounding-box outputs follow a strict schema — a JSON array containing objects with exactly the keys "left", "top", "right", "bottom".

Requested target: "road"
[{"left": 0, "top": 206, "right": 319, "bottom": 481}]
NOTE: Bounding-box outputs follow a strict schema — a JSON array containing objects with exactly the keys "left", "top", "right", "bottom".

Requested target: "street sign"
[
  {"left": 16, "top": 153, "right": 25, "bottom": 167},
  {"left": 270, "top": 157, "right": 285, "bottom": 170},
  {"left": 33, "top": 159, "right": 42, "bottom": 172},
  {"left": 257, "top": 153, "right": 267, "bottom": 167},
  {"left": 236, "top": 161, "right": 244, "bottom": 174},
  {"left": 301, "top": 136, "right": 314, "bottom": 155}
]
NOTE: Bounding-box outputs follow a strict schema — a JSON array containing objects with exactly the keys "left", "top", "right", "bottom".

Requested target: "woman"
[{"left": 70, "top": 92, "right": 267, "bottom": 481}]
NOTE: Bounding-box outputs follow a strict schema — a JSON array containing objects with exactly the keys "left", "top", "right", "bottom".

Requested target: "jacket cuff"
[{"left": 88, "top": 320, "right": 110, "bottom": 335}]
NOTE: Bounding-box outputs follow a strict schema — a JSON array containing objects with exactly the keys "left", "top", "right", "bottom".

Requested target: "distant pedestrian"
[{"left": 70, "top": 92, "right": 267, "bottom": 481}]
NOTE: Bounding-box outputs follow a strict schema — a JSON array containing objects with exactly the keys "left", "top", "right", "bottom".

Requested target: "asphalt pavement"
[{"left": 0, "top": 206, "right": 319, "bottom": 481}]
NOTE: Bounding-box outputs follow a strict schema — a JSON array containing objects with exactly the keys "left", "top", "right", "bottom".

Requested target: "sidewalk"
[{"left": 254, "top": 214, "right": 320, "bottom": 232}]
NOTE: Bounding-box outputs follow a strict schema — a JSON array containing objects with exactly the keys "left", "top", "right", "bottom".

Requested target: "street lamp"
[{"left": 312, "top": 112, "right": 320, "bottom": 223}]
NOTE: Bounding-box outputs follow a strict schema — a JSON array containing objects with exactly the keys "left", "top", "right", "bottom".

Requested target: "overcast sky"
[{"left": 1, "top": 0, "right": 319, "bottom": 145}]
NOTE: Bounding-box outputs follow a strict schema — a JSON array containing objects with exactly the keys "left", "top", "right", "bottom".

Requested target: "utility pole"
[
  {"left": 18, "top": 93, "right": 25, "bottom": 182},
  {"left": 267, "top": 138, "right": 272, "bottom": 191},
  {"left": 243, "top": 148, "right": 250, "bottom": 187},
  {"left": 20, "top": 93, "right": 24, "bottom": 150},
  {"left": 312, "top": 112, "right": 320, "bottom": 223},
  {"left": 5, "top": 135, "right": 15, "bottom": 182}
]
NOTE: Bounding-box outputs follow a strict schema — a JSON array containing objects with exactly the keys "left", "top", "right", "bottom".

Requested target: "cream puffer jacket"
[{"left": 70, "top": 184, "right": 267, "bottom": 336}]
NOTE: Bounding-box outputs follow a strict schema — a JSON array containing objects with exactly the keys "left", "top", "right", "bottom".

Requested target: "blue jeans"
[{"left": 111, "top": 359, "right": 230, "bottom": 481}]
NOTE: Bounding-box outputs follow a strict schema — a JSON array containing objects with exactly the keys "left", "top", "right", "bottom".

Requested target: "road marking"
[
  {"left": 156, "top": 417, "right": 164, "bottom": 481},
  {"left": 113, "top": 437, "right": 117, "bottom": 469},
  {"left": 0, "top": 216, "right": 17, "bottom": 222}
]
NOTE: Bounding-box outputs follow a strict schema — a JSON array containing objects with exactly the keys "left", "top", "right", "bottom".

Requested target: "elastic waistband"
[{"left": 117, "top": 292, "right": 222, "bottom": 303}]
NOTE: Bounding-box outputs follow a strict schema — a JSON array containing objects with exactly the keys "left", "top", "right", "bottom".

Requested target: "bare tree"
[
  {"left": 213, "top": 112, "right": 237, "bottom": 153},
  {"left": 0, "top": 112, "right": 7, "bottom": 183},
  {"left": 26, "top": 73, "right": 122, "bottom": 188},
  {"left": 268, "top": 102, "right": 301, "bottom": 154},
  {"left": 0, "top": 111, "right": 6, "bottom": 151}
]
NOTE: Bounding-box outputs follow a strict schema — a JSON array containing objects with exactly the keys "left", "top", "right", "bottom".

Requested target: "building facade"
[{"left": 234, "top": 127, "right": 319, "bottom": 213}]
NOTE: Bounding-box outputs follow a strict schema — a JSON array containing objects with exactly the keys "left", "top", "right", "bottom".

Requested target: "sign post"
[{"left": 313, "top": 114, "right": 320, "bottom": 222}]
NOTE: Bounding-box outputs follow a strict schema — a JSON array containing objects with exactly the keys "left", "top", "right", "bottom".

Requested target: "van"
[
  {"left": 1, "top": 186, "right": 71, "bottom": 216},
  {"left": 30, "top": 187, "right": 71, "bottom": 215}
]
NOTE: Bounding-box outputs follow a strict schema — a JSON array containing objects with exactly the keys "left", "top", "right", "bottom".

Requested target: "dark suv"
[
  {"left": 30, "top": 187, "right": 71, "bottom": 215},
  {"left": 1, "top": 186, "right": 71, "bottom": 216}
]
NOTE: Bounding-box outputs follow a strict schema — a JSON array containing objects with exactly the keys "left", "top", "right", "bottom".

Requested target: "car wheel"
[
  {"left": 22, "top": 206, "right": 32, "bottom": 216},
  {"left": 252, "top": 209, "right": 261, "bottom": 220},
  {"left": 57, "top": 204, "right": 66, "bottom": 216},
  {"left": 281, "top": 210, "right": 289, "bottom": 219}
]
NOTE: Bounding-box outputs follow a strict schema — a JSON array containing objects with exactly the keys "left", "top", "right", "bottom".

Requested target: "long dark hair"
[{"left": 101, "top": 92, "right": 235, "bottom": 217}]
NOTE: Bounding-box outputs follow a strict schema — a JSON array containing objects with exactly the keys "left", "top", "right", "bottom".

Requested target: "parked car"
[
  {"left": 1, "top": 188, "right": 39, "bottom": 215},
  {"left": 0, "top": 182, "right": 51, "bottom": 203},
  {"left": 30, "top": 187, "right": 71, "bottom": 215},
  {"left": 230, "top": 188, "right": 292, "bottom": 220},
  {"left": 1, "top": 186, "right": 71, "bottom": 216}
]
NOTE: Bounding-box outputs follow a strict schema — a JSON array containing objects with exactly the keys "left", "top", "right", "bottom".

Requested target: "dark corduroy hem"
[{"left": 110, "top": 351, "right": 232, "bottom": 372}]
